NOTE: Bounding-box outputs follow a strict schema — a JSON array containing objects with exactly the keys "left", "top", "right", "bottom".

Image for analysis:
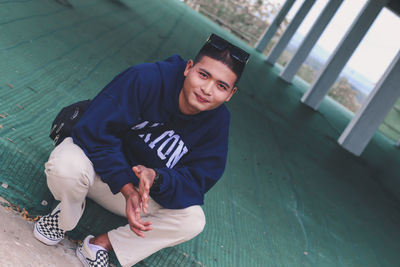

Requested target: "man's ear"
[
  {"left": 184, "top": 60, "right": 194, "bottom": 77},
  {"left": 225, "top": 86, "right": 237, "bottom": 102}
]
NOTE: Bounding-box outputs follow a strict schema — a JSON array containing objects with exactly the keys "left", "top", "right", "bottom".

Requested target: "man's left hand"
[{"left": 132, "top": 165, "right": 156, "bottom": 214}]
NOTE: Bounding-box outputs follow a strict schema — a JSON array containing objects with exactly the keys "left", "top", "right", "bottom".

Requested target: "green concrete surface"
[{"left": 1, "top": 0, "right": 400, "bottom": 266}]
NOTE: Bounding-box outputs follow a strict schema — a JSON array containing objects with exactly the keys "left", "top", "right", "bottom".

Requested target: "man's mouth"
[{"left": 195, "top": 93, "right": 209, "bottom": 103}]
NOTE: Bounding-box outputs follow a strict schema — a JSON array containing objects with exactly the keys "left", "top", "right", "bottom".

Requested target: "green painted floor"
[{"left": 1, "top": 0, "right": 400, "bottom": 266}]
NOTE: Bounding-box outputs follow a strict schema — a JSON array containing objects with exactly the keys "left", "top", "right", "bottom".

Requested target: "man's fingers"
[
  {"left": 130, "top": 206, "right": 152, "bottom": 231},
  {"left": 132, "top": 165, "right": 145, "bottom": 175},
  {"left": 130, "top": 226, "right": 145, "bottom": 238},
  {"left": 133, "top": 165, "right": 153, "bottom": 215},
  {"left": 131, "top": 219, "right": 151, "bottom": 231},
  {"left": 129, "top": 217, "right": 152, "bottom": 238},
  {"left": 132, "top": 167, "right": 140, "bottom": 176},
  {"left": 140, "top": 190, "right": 149, "bottom": 212},
  {"left": 134, "top": 210, "right": 152, "bottom": 229},
  {"left": 127, "top": 211, "right": 143, "bottom": 230},
  {"left": 142, "top": 193, "right": 148, "bottom": 203},
  {"left": 141, "top": 221, "right": 152, "bottom": 227},
  {"left": 126, "top": 199, "right": 144, "bottom": 227},
  {"left": 130, "top": 221, "right": 152, "bottom": 237},
  {"left": 139, "top": 181, "right": 150, "bottom": 214},
  {"left": 139, "top": 179, "right": 150, "bottom": 192},
  {"left": 124, "top": 188, "right": 152, "bottom": 237},
  {"left": 127, "top": 212, "right": 152, "bottom": 232}
]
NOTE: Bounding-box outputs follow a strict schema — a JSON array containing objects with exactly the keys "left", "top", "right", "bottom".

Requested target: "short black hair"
[{"left": 194, "top": 35, "right": 249, "bottom": 84}]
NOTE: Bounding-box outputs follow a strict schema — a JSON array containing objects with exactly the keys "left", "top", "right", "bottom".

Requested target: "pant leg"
[
  {"left": 45, "top": 137, "right": 96, "bottom": 231},
  {"left": 87, "top": 175, "right": 126, "bottom": 217},
  {"left": 47, "top": 138, "right": 206, "bottom": 267},
  {"left": 108, "top": 205, "right": 206, "bottom": 267},
  {"left": 87, "top": 177, "right": 206, "bottom": 267}
]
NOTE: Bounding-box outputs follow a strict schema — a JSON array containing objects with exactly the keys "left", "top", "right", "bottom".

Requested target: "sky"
[{"left": 279, "top": 0, "right": 400, "bottom": 84}]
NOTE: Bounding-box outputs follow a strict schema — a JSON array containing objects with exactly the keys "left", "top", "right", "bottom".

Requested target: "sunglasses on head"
[{"left": 204, "top": 33, "right": 250, "bottom": 65}]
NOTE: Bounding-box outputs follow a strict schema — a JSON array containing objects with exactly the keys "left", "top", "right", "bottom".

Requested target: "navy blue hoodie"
[{"left": 71, "top": 55, "right": 230, "bottom": 209}]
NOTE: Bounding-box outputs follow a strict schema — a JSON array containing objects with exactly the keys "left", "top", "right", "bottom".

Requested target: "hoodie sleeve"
[
  {"left": 150, "top": 112, "right": 230, "bottom": 209},
  {"left": 71, "top": 66, "right": 152, "bottom": 194}
]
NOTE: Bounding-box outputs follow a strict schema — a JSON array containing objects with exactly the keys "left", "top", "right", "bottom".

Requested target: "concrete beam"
[
  {"left": 266, "top": 0, "right": 316, "bottom": 65},
  {"left": 280, "top": 0, "right": 344, "bottom": 83},
  {"left": 338, "top": 50, "right": 400, "bottom": 156},
  {"left": 255, "top": 0, "right": 296, "bottom": 52},
  {"left": 301, "top": 0, "right": 388, "bottom": 110}
]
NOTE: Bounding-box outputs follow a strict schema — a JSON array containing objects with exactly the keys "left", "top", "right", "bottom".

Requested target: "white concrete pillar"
[
  {"left": 301, "top": 0, "right": 388, "bottom": 110},
  {"left": 280, "top": 0, "right": 344, "bottom": 82},
  {"left": 338, "top": 50, "right": 400, "bottom": 156},
  {"left": 266, "top": 0, "right": 316, "bottom": 65},
  {"left": 255, "top": 0, "right": 296, "bottom": 52}
]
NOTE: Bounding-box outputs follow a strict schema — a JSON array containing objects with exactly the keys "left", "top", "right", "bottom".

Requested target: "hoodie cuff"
[
  {"left": 107, "top": 168, "right": 140, "bottom": 194},
  {"left": 150, "top": 168, "right": 170, "bottom": 195}
]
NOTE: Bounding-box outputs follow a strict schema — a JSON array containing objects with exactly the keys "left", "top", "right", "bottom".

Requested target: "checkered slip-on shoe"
[
  {"left": 76, "top": 235, "right": 110, "bottom": 267},
  {"left": 33, "top": 205, "right": 66, "bottom": 245}
]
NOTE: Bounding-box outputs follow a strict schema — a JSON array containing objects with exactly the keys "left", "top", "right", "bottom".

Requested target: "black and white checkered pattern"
[
  {"left": 77, "top": 244, "right": 109, "bottom": 267},
  {"left": 35, "top": 209, "right": 65, "bottom": 242}
]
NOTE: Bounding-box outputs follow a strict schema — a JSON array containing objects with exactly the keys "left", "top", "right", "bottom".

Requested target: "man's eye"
[
  {"left": 199, "top": 72, "right": 207, "bottom": 78},
  {"left": 218, "top": 84, "right": 227, "bottom": 90}
]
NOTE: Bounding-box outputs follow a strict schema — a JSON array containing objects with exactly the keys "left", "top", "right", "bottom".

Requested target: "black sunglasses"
[{"left": 205, "top": 34, "right": 250, "bottom": 65}]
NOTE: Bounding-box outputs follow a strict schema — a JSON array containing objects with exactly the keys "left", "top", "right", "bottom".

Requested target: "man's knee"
[
  {"left": 45, "top": 138, "right": 95, "bottom": 190},
  {"left": 179, "top": 206, "right": 206, "bottom": 240}
]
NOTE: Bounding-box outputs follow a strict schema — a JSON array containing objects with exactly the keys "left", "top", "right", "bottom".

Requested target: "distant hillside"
[
  {"left": 341, "top": 67, "right": 375, "bottom": 95},
  {"left": 287, "top": 32, "right": 375, "bottom": 97}
]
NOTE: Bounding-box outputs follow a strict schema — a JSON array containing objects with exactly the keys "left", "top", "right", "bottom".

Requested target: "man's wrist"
[{"left": 120, "top": 183, "right": 136, "bottom": 199}]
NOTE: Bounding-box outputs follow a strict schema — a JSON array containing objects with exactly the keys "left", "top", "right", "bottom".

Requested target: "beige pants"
[{"left": 45, "top": 137, "right": 205, "bottom": 267}]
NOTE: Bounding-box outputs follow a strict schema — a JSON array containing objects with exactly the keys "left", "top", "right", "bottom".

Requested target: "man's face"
[{"left": 179, "top": 56, "right": 238, "bottom": 115}]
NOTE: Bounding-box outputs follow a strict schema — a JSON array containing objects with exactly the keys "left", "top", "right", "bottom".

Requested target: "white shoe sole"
[
  {"left": 76, "top": 246, "right": 90, "bottom": 267},
  {"left": 33, "top": 222, "right": 62, "bottom": 246}
]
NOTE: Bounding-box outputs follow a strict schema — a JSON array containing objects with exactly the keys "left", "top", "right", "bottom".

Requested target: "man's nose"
[{"left": 201, "top": 81, "right": 213, "bottom": 95}]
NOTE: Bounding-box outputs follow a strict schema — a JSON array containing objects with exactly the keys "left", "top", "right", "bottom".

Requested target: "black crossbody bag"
[
  {"left": 49, "top": 100, "right": 173, "bottom": 147},
  {"left": 49, "top": 100, "right": 91, "bottom": 146}
]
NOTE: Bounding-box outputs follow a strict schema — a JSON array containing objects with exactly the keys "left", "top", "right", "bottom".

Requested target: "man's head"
[
  {"left": 194, "top": 34, "right": 249, "bottom": 84},
  {"left": 179, "top": 34, "right": 250, "bottom": 115}
]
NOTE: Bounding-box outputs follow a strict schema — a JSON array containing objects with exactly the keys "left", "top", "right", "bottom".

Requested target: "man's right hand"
[{"left": 120, "top": 183, "right": 152, "bottom": 237}]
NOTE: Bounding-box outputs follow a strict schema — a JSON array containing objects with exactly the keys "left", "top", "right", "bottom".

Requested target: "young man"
[{"left": 33, "top": 33, "right": 249, "bottom": 267}]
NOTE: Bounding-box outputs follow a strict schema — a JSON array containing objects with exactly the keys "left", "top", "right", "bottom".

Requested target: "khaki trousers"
[{"left": 45, "top": 137, "right": 205, "bottom": 267}]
